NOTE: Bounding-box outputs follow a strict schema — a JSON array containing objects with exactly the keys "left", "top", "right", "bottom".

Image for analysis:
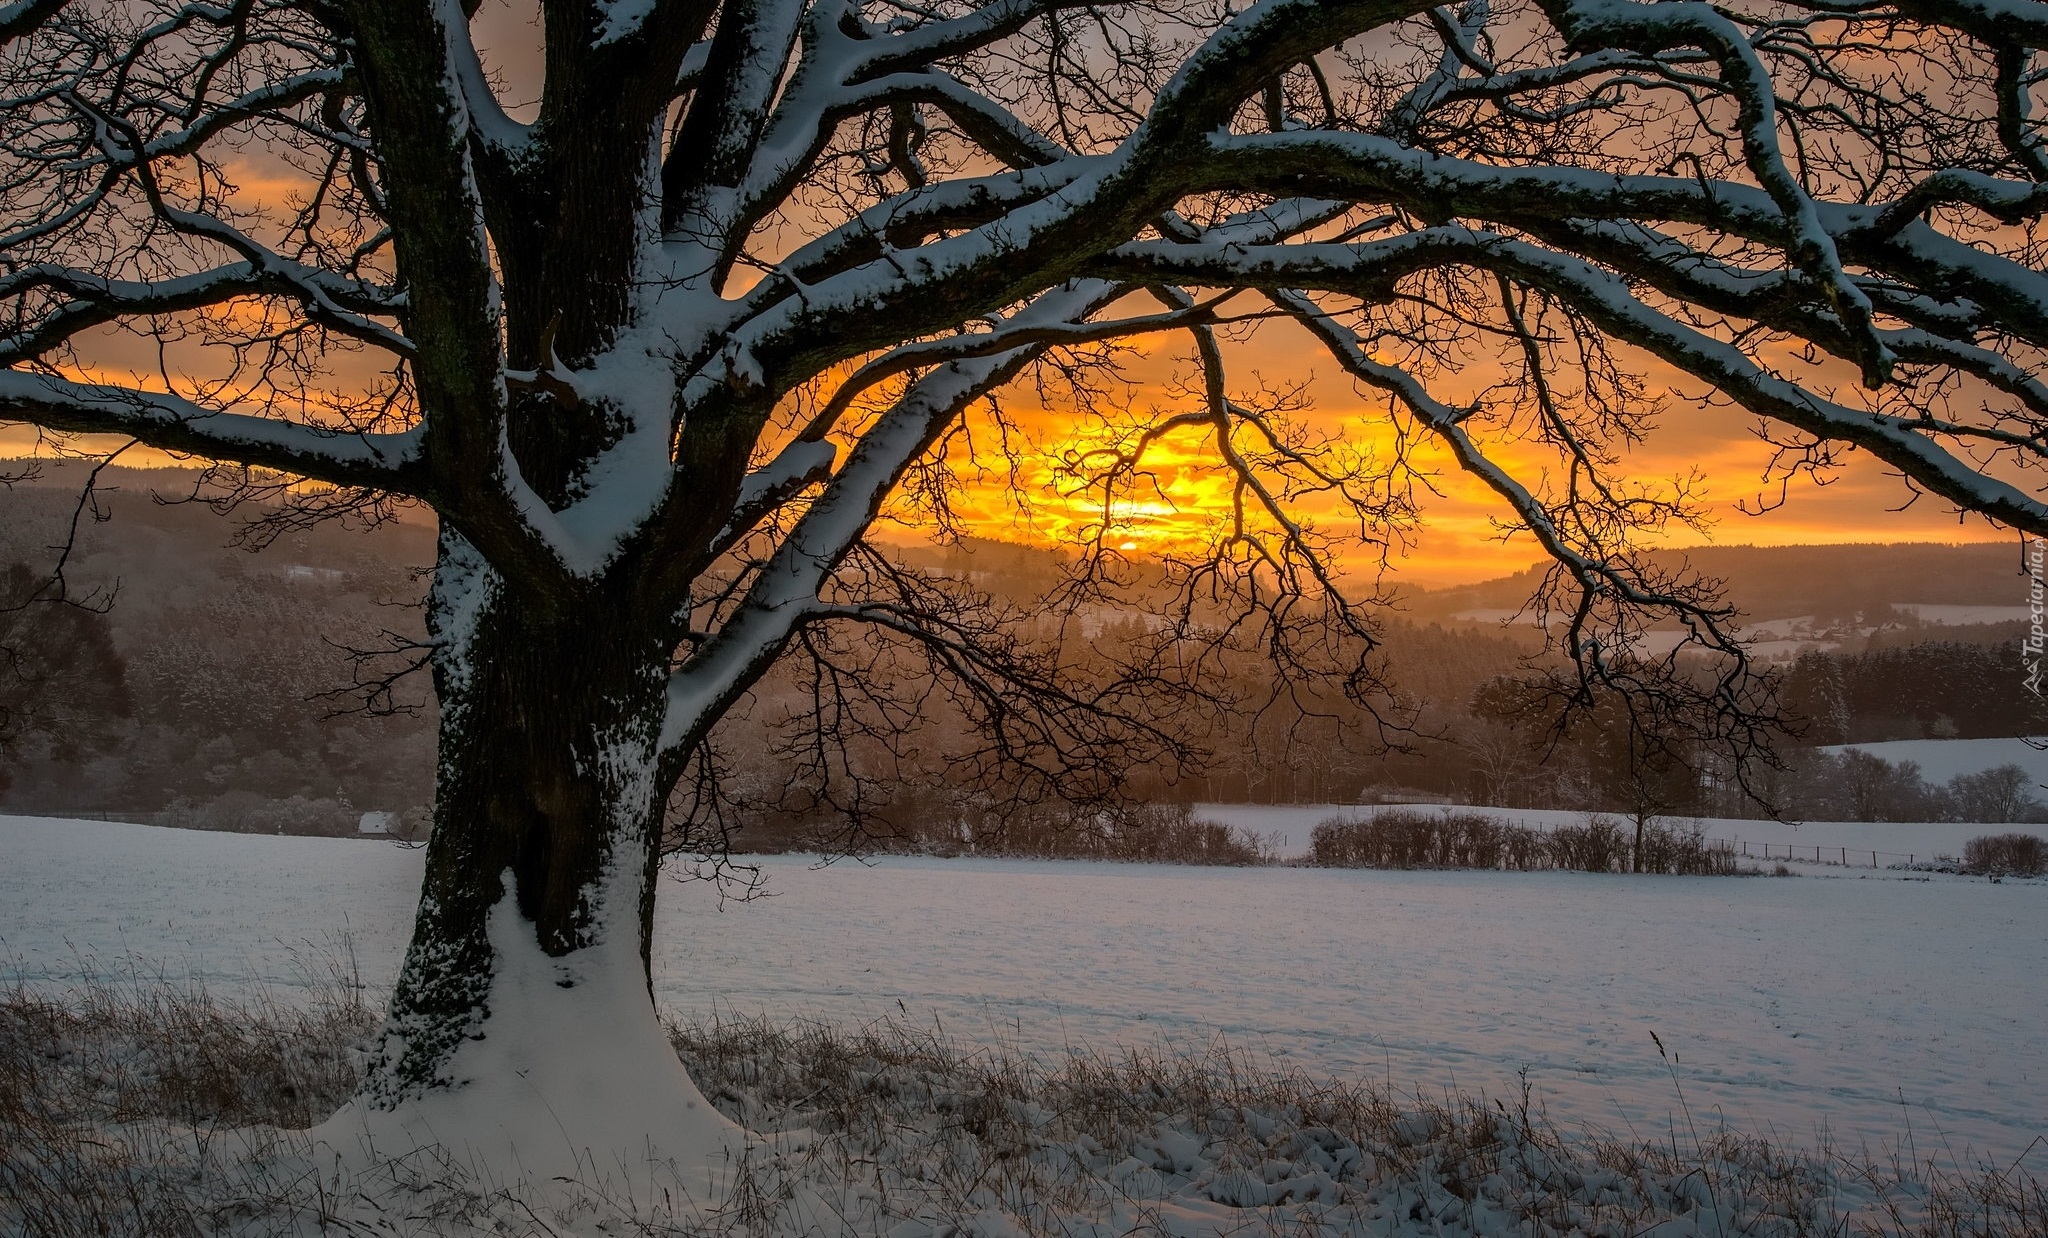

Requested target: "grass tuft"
[{"left": 0, "top": 959, "right": 375, "bottom": 1236}]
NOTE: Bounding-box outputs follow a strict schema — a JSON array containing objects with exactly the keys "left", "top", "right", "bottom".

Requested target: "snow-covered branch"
[
  {"left": 0, "top": 370, "right": 424, "bottom": 489},
  {"left": 431, "top": 0, "right": 530, "bottom": 157},
  {"left": 1112, "top": 228, "right": 2048, "bottom": 533},
  {"left": 0, "top": 255, "right": 406, "bottom": 366},
  {"left": 9, "top": 0, "right": 2048, "bottom": 710},
  {"left": 0, "top": 0, "right": 66, "bottom": 42},
  {"left": 659, "top": 281, "right": 1119, "bottom": 754}
]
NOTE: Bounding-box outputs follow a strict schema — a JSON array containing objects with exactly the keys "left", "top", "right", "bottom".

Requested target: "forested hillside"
[
  {"left": 1783, "top": 643, "right": 2048, "bottom": 744},
  {"left": 3, "top": 466, "right": 2042, "bottom": 840},
  {"left": 0, "top": 472, "right": 438, "bottom": 830},
  {"left": 1408, "top": 542, "right": 2029, "bottom": 626}
]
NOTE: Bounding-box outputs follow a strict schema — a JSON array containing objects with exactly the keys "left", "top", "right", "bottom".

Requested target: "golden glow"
[
  {"left": 944, "top": 416, "right": 1242, "bottom": 553},
  {"left": 913, "top": 319, "right": 2016, "bottom": 586},
  {"left": 8, "top": 295, "right": 2015, "bottom": 589}
]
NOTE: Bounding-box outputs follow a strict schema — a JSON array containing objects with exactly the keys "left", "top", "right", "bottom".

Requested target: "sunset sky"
[
  {"left": 881, "top": 310, "right": 2015, "bottom": 589},
  {"left": 0, "top": 6, "right": 2020, "bottom": 592},
  {"left": 2, "top": 305, "right": 2015, "bottom": 590}
]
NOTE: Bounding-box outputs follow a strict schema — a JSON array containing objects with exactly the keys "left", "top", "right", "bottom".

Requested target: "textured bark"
[{"left": 360, "top": 530, "right": 675, "bottom": 1105}]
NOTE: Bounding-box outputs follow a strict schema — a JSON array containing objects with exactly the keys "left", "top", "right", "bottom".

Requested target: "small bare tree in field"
[{"left": 4, "top": 0, "right": 2048, "bottom": 1172}]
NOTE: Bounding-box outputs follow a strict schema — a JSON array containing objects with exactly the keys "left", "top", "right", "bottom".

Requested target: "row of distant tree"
[
  {"left": 1758, "top": 753, "right": 2044, "bottom": 824},
  {"left": 1362, "top": 714, "right": 2046, "bottom": 824}
]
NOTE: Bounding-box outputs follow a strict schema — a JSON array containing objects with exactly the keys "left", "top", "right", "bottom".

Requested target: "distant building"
[{"left": 358, "top": 811, "right": 397, "bottom": 836}]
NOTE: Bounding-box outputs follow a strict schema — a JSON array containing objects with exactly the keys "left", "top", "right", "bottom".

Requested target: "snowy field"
[{"left": 2, "top": 813, "right": 2042, "bottom": 1170}]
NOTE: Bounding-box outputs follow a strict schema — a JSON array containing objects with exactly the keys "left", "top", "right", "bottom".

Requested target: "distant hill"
[
  {"left": 1, "top": 461, "right": 435, "bottom": 565},
  {"left": 4, "top": 462, "right": 2037, "bottom": 822},
  {"left": 8, "top": 463, "right": 2021, "bottom": 618},
  {"left": 0, "top": 463, "right": 438, "bottom": 830},
  {"left": 1405, "top": 542, "right": 2027, "bottom": 627}
]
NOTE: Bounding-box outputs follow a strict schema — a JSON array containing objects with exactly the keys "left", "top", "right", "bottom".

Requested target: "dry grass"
[
  {"left": 0, "top": 953, "right": 375, "bottom": 1236},
  {"left": 1, "top": 965, "right": 2041, "bottom": 1236},
  {"left": 1840, "top": 1141, "right": 2048, "bottom": 1238},
  {"left": 667, "top": 1013, "right": 2047, "bottom": 1238}
]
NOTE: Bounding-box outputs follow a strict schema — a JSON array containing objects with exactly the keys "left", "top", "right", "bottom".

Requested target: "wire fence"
[
  {"left": 1708, "top": 838, "right": 1933, "bottom": 867},
  {"left": 1445, "top": 816, "right": 1941, "bottom": 869}
]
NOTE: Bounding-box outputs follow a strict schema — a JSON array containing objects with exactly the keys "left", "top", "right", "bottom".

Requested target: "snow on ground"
[
  {"left": 1818, "top": 736, "right": 2048, "bottom": 786},
  {"left": 1197, "top": 802, "right": 1378, "bottom": 855},
  {"left": 1730, "top": 638, "right": 1818, "bottom": 661},
  {"left": 1740, "top": 616, "right": 1815, "bottom": 638},
  {"left": 2, "top": 814, "right": 2042, "bottom": 1172}
]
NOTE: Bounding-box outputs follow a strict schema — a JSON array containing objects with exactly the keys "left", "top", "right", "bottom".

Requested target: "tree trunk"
[{"left": 320, "top": 530, "right": 742, "bottom": 1191}]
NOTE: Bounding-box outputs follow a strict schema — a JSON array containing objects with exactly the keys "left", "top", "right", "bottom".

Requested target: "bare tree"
[
  {"left": 1950, "top": 763, "right": 2040, "bottom": 823},
  {"left": 1462, "top": 718, "right": 1534, "bottom": 808},
  {"left": 4, "top": 0, "right": 2048, "bottom": 1169}
]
